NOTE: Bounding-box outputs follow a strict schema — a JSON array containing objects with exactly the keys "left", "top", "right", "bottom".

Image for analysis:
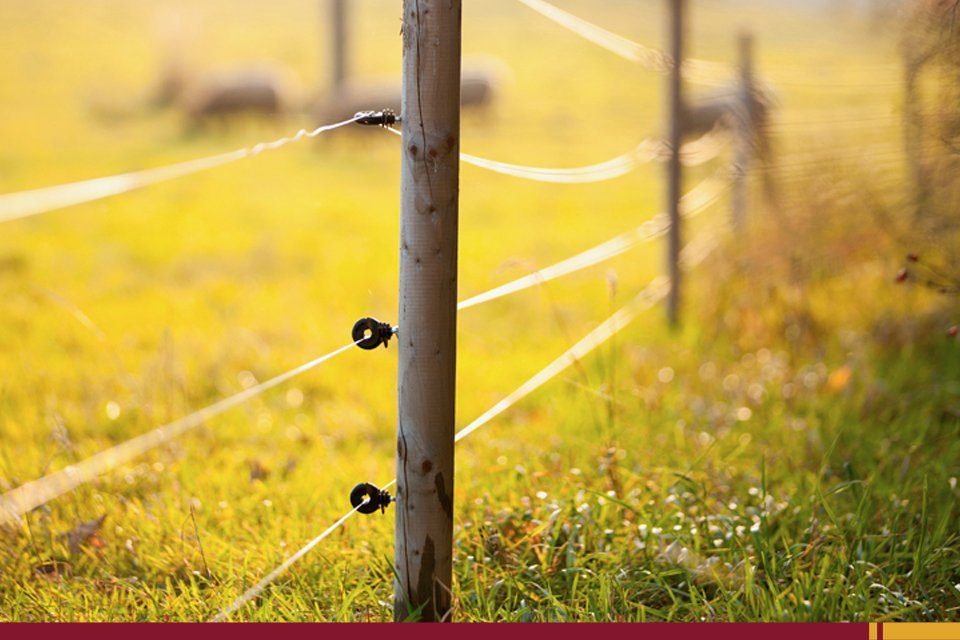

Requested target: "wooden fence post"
[
  {"left": 665, "top": 0, "right": 685, "bottom": 327},
  {"left": 395, "top": 0, "right": 462, "bottom": 623},
  {"left": 902, "top": 39, "right": 926, "bottom": 219},
  {"left": 731, "top": 31, "right": 754, "bottom": 231},
  {"left": 330, "top": 0, "right": 348, "bottom": 94}
]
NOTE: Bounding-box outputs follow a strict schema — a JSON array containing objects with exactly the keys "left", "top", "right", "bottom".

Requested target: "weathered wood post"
[
  {"left": 731, "top": 32, "right": 754, "bottom": 230},
  {"left": 902, "top": 38, "right": 927, "bottom": 219},
  {"left": 395, "top": 0, "right": 461, "bottom": 623},
  {"left": 665, "top": 0, "right": 685, "bottom": 327},
  {"left": 330, "top": 0, "right": 348, "bottom": 94}
]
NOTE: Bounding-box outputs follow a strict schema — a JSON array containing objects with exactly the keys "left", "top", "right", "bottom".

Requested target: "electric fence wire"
[
  {"left": 513, "top": 0, "right": 732, "bottom": 86},
  {"left": 0, "top": 176, "right": 728, "bottom": 526},
  {"left": 0, "top": 340, "right": 361, "bottom": 526},
  {"left": 1, "top": 117, "right": 726, "bottom": 226},
  {"left": 0, "top": 116, "right": 362, "bottom": 223},
  {"left": 209, "top": 488, "right": 393, "bottom": 622},
  {"left": 385, "top": 127, "right": 728, "bottom": 183},
  {"left": 514, "top": 0, "right": 901, "bottom": 90},
  {"left": 456, "top": 172, "right": 728, "bottom": 310},
  {"left": 211, "top": 225, "right": 723, "bottom": 622}
]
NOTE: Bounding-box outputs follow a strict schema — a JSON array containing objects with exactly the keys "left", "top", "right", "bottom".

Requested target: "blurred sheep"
[
  {"left": 153, "top": 61, "right": 301, "bottom": 132},
  {"left": 179, "top": 68, "right": 300, "bottom": 131},
  {"left": 312, "top": 57, "right": 509, "bottom": 124}
]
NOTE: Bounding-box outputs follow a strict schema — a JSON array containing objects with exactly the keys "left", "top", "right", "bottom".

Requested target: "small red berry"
[
  {"left": 949, "top": 326, "right": 958, "bottom": 338},
  {"left": 895, "top": 268, "right": 909, "bottom": 283},
  {"left": 907, "top": 253, "right": 919, "bottom": 262}
]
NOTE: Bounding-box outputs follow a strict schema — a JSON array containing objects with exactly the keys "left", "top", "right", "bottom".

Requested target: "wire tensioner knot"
[
  {"left": 352, "top": 317, "right": 394, "bottom": 350},
  {"left": 354, "top": 109, "right": 400, "bottom": 127},
  {"left": 350, "top": 482, "right": 394, "bottom": 515}
]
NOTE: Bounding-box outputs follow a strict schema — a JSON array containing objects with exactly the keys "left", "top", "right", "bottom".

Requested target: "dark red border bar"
[{"left": 0, "top": 622, "right": 871, "bottom": 640}]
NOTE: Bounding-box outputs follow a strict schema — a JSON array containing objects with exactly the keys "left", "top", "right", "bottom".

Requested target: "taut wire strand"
[
  {"left": 514, "top": 0, "right": 734, "bottom": 86},
  {"left": 210, "top": 479, "right": 397, "bottom": 623},
  {"left": 386, "top": 127, "right": 727, "bottom": 183},
  {"left": 0, "top": 340, "right": 359, "bottom": 526},
  {"left": 515, "top": 0, "right": 900, "bottom": 89},
  {"left": 457, "top": 174, "right": 728, "bottom": 310},
  {"left": 0, "top": 116, "right": 361, "bottom": 223}
]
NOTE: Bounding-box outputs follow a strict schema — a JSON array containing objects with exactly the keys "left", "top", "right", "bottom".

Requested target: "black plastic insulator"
[
  {"left": 354, "top": 110, "right": 400, "bottom": 126},
  {"left": 352, "top": 317, "right": 394, "bottom": 350},
  {"left": 350, "top": 482, "right": 394, "bottom": 515}
]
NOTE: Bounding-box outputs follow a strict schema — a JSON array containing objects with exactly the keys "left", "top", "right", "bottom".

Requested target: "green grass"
[{"left": 0, "top": 0, "right": 958, "bottom": 623}]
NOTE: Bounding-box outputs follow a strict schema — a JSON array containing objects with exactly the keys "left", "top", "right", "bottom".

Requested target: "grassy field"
[{"left": 0, "top": 0, "right": 957, "bottom": 622}]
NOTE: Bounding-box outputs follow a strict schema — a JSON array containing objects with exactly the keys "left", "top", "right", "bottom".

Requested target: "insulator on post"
[
  {"left": 354, "top": 110, "right": 400, "bottom": 127},
  {"left": 352, "top": 317, "right": 395, "bottom": 350},
  {"left": 350, "top": 482, "right": 394, "bottom": 515}
]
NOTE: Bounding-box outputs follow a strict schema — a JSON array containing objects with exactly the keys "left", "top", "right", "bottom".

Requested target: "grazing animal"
[
  {"left": 312, "top": 57, "right": 507, "bottom": 124},
  {"left": 682, "top": 86, "right": 771, "bottom": 141},
  {"left": 179, "top": 68, "right": 299, "bottom": 131},
  {"left": 152, "top": 60, "right": 300, "bottom": 132}
]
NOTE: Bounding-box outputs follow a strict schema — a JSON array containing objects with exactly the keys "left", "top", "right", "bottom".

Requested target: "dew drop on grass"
[
  {"left": 285, "top": 388, "right": 304, "bottom": 408},
  {"left": 257, "top": 412, "right": 273, "bottom": 431},
  {"left": 238, "top": 370, "right": 258, "bottom": 389},
  {"left": 105, "top": 401, "right": 121, "bottom": 420},
  {"left": 699, "top": 362, "right": 717, "bottom": 380},
  {"left": 723, "top": 374, "right": 740, "bottom": 392}
]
